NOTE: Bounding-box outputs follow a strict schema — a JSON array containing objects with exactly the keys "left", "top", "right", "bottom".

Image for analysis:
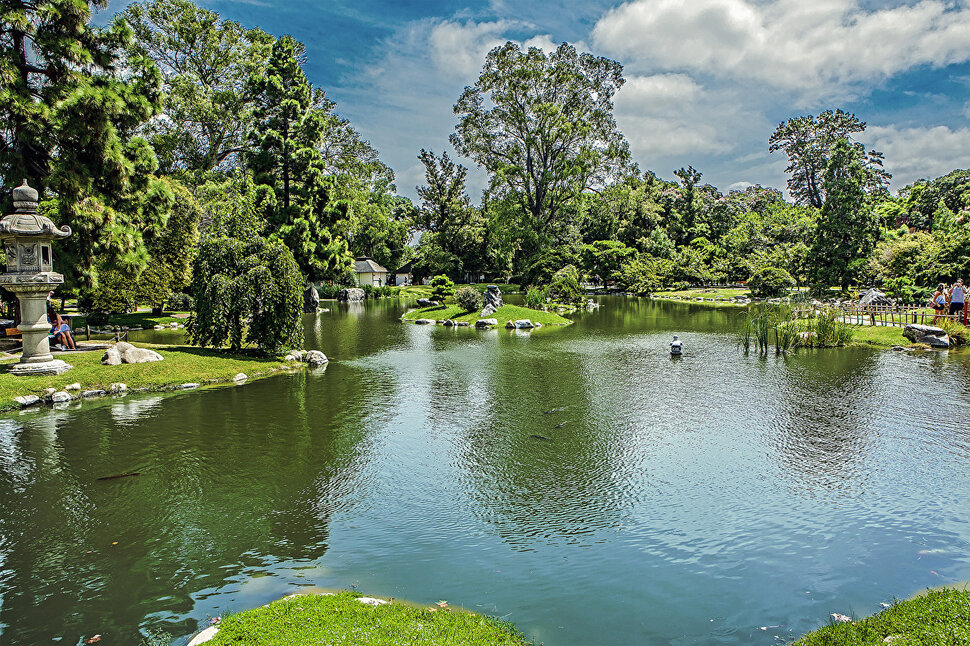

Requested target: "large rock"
[
  {"left": 859, "top": 288, "right": 893, "bottom": 306},
  {"left": 115, "top": 342, "right": 134, "bottom": 354},
  {"left": 514, "top": 319, "right": 534, "bottom": 329},
  {"left": 101, "top": 347, "right": 122, "bottom": 366},
  {"left": 414, "top": 318, "right": 436, "bottom": 325},
  {"left": 416, "top": 298, "right": 439, "bottom": 307},
  {"left": 476, "top": 318, "right": 498, "bottom": 328},
  {"left": 51, "top": 391, "right": 71, "bottom": 403},
  {"left": 122, "top": 347, "right": 164, "bottom": 364},
  {"left": 338, "top": 288, "right": 365, "bottom": 302},
  {"left": 304, "top": 350, "right": 328, "bottom": 366},
  {"left": 903, "top": 323, "right": 950, "bottom": 348},
  {"left": 481, "top": 285, "right": 503, "bottom": 317},
  {"left": 303, "top": 285, "right": 320, "bottom": 313},
  {"left": 14, "top": 395, "right": 40, "bottom": 407}
]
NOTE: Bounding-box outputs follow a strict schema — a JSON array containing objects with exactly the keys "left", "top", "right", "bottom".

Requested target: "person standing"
[
  {"left": 930, "top": 283, "right": 947, "bottom": 323},
  {"left": 948, "top": 279, "right": 966, "bottom": 321}
]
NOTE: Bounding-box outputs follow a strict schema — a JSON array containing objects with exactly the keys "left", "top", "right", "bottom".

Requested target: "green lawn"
[
  {"left": 793, "top": 587, "right": 970, "bottom": 645},
  {"left": 654, "top": 287, "right": 753, "bottom": 300},
  {"left": 204, "top": 592, "right": 530, "bottom": 646},
  {"left": 68, "top": 310, "right": 190, "bottom": 329},
  {"left": 402, "top": 303, "right": 571, "bottom": 326},
  {"left": 0, "top": 344, "right": 297, "bottom": 413},
  {"left": 847, "top": 325, "right": 909, "bottom": 348}
]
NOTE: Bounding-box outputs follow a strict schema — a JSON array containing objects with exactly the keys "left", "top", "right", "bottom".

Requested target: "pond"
[{"left": 0, "top": 296, "right": 968, "bottom": 645}]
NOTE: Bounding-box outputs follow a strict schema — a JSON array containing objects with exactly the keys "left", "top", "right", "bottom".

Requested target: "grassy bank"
[
  {"left": 203, "top": 591, "right": 530, "bottom": 646},
  {"left": 655, "top": 287, "right": 753, "bottom": 300},
  {"left": 793, "top": 588, "right": 970, "bottom": 645},
  {"left": 396, "top": 283, "right": 522, "bottom": 299},
  {"left": 402, "top": 303, "right": 571, "bottom": 326},
  {"left": 0, "top": 344, "right": 299, "bottom": 413}
]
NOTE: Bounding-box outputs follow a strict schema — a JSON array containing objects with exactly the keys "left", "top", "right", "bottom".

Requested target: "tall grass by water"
[{"left": 737, "top": 305, "right": 854, "bottom": 353}]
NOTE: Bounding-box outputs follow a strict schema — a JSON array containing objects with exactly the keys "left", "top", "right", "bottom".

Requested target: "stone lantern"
[{"left": 0, "top": 181, "right": 72, "bottom": 375}]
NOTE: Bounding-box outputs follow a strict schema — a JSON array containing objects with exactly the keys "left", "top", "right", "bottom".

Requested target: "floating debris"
[
  {"left": 831, "top": 613, "right": 852, "bottom": 623},
  {"left": 97, "top": 473, "right": 140, "bottom": 481},
  {"left": 530, "top": 434, "right": 553, "bottom": 441}
]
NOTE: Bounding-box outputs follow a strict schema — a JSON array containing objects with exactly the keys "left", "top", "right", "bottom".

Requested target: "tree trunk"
[{"left": 152, "top": 306, "right": 163, "bottom": 316}]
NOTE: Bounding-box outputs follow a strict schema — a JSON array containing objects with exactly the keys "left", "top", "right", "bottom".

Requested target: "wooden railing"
[{"left": 792, "top": 304, "right": 966, "bottom": 327}]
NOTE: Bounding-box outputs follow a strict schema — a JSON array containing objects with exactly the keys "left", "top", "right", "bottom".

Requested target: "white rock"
[
  {"left": 233, "top": 373, "right": 248, "bottom": 382},
  {"left": 180, "top": 383, "right": 200, "bottom": 389},
  {"left": 304, "top": 350, "right": 328, "bottom": 366},
  {"left": 51, "top": 391, "right": 71, "bottom": 403},
  {"left": 284, "top": 354, "right": 296, "bottom": 361},
  {"left": 101, "top": 347, "right": 122, "bottom": 366},
  {"left": 154, "top": 325, "right": 165, "bottom": 330},
  {"left": 187, "top": 626, "right": 220, "bottom": 646},
  {"left": 42, "top": 387, "right": 56, "bottom": 399},
  {"left": 831, "top": 613, "right": 852, "bottom": 623},
  {"left": 414, "top": 318, "right": 436, "bottom": 325},
  {"left": 14, "top": 395, "right": 40, "bottom": 407},
  {"left": 514, "top": 319, "right": 534, "bottom": 329},
  {"left": 108, "top": 383, "right": 127, "bottom": 394},
  {"left": 122, "top": 347, "right": 164, "bottom": 364},
  {"left": 290, "top": 350, "right": 306, "bottom": 361},
  {"left": 357, "top": 597, "right": 389, "bottom": 606},
  {"left": 114, "top": 342, "right": 134, "bottom": 354},
  {"left": 170, "top": 322, "right": 178, "bottom": 328},
  {"left": 476, "top": 318, "right": 498, "bottom": 328},
  {"left": 82, "top": 390, "right": 105, "bottom": 398},
  {"left": 64, "top": 383, "right": 81, "bottom": 391}
]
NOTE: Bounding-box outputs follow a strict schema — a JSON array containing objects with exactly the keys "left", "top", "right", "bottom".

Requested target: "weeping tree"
[
  {"left": 0, "top": 0, "right": 165, "bottom": 288},
  {"left": 188, "top": 236, "right": 304, "bottom": 354}
]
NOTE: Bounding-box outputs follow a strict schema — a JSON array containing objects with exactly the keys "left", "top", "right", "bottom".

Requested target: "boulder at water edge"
[
  {"left": 338, "top": 288, "right": 365, "bottom": 302},
  {"left": 303, "top": 285, "right": 320, "bottom": 313},
  {"left": 476, "top": 318, "right": 498, "bottom": 328},
  {"left": 414, "top": 318, "right": 436, "bottom": 324},
  {"left": 304, "top": 350, "right": 328, "bottom": 366},
  {"left": 122, "top": 347, "right": 165, "bottom": 364},
  {"left": 903, "top": 323, "right": 950, "bottom": 348},
  {"left": 416, "top": 298, "right": 439, "bottom": 307},
  {"left": 483, "top": 284, "right": 503, "bottom": 311}
]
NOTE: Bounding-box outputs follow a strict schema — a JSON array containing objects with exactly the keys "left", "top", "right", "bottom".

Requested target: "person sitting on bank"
[
  {"left": 929, "top": 283, "right": 947, "bottom": 322},
  {"left": 47, "top": 305, "right": 76, "bottom": 350},
  {"left": 948, "top": 279, "right": 966, "bottom": 321}
]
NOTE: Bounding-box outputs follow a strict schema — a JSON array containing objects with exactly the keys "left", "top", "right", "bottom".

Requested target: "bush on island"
[
  {"left": 189, "top": 237, "right": 304, "bottom": 354},
  {"left": 548, "top": 265, "right": 584, "bottom": 304},
  {"left": 748, "top": 266, "right": 796, "bottom": 298},
  {"left": 524, "top": 285, "right": 548, "bottom": 309},
  {"left": 430, "top": 275, "right": 455, "bottom": 302},
  {"left": 454, "top": 286, "right": 484, "bottom": 312}
]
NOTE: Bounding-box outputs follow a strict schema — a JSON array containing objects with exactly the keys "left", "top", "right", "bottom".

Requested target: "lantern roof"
[{"left": 1, "top": 181, "right": 71, "bottom": 239}]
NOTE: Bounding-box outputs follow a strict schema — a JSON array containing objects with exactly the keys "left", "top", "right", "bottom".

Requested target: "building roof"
[
  {"left": 354, "top": 257, "right": 389, "bottom": 274},
  {"left": 394, "top": 259, "right": 415, "bottom": 274}
]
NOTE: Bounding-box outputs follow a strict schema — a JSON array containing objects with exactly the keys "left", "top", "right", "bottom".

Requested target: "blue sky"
[{"left": 103, "top": 0, "right": 970, "bottom": 202}]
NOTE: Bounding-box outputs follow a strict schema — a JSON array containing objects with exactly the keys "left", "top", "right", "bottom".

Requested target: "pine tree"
[
  {"left": 245, "top": 35, "right": 351, "bottom": 281},
  {"left": 0, "top": 0, "right": 164, "bottom": 286}
]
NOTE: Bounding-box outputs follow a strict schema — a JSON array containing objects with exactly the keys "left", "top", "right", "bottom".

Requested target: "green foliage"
[
  {"left": 166, "top": 292, "right": 194, "bottom": 311},
  {"left": 748, "top": 266, "right": 796, "bottom": 298},
  {"left": 548, "top": 265, "right": 584, "bottom": 304},
  {"left": 123, "top": 0, "right": 272, "bottom": 173},
  {"left": 808, "top": 139, "right": 878, "bottom": 291},
  {"left": 615, "top": 255, "right": 675, "bottom": 296},
  {"left": 0, "top": 0, "right": 166, "bottom": 288},
  {"left": 429, "top": 275, "right": 455, "bottom": 302},
  {"left": 580, "top": 240, "right": 638, "bottom": 282},
  {"left": 769, "top": 109, "right": 890, "bottom": 208},
  {"left": 524, "top": 285, "right": 548, "bottom": 309},
  {"left": 454, "top": 286, "right": 484, "bottom": 312},
  {"left": 452, "top": 42, "right": 631, "bottom": 242},
  {"left": 883, "top": 276, "right": 921, "bottom": 305},
  {"left": 937, "top": 318, "right": 969, "bottom": 346},
  {"left": 245, "top": 35, "right": 354, "bottom": 281},
  {"left": 134, "top": 178, "right": 201, "bottom": 313},
  {"left": 188, "top": 236, "right": 304, "bottom": 354},
  {"left": 79, "top": 263, "right": 139, "bottom": 316},
  {"left": 800, "top": 310, "right": 854, "bottom": 348},
  {"left": 522, "top": 246, "right": 580, "bottom": 288}
]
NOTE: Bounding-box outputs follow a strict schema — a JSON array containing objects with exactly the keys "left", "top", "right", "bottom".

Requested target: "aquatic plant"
[{"left": 937, "top": 318, "right": 968, "bottom": 346}]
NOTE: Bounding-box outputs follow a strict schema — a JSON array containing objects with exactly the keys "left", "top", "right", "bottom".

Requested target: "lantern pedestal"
[{"left": 0, "top": 181, "right": 73, "bottom": 376}]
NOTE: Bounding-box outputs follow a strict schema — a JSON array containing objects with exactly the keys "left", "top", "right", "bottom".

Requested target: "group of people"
[{"left": 929, "top": 279, "right": 968, "bottom": 323}]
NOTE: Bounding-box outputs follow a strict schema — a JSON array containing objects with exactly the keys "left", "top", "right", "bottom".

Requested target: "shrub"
[
  {"left": 361, "top": 284, "right": 375, "bottom": 298},
  {"left": 166, "top": 292, "right": 194, "bottom": 312},
  {"left": 430, "top": 275, "right": 455, "bottom": 302},
  {"left": 454, "top": 286, "right": 484, "bottom": 312},
  {"left": 938, "top": 318, "right": 969, "bottom": 346},
  {"left": 316, "top": 283, "right": 341, "bottom": 299},
  {"left": 188, "top": 237, "right": 304, "bottom": 354},
  {"left": 79, "top": 264, "right": 138, "bottom": 315},
  {"left": 748, "top": 266, "right": 796, "bottom": 298},
  {"left": 548, "top": 265, "right": 584, "bottom": 304},
  {"left": 524, "top": 285, "right": 548, "bottom": 309}
]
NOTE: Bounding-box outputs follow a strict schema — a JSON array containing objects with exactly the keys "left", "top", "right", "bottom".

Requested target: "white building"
[{"left": 354, "top": 257, "right": 390, "bottom": 287}]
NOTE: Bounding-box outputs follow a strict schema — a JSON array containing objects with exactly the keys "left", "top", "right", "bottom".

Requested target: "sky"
[{"left": 101, "top": 0, "right": 970, "bottom": 203}]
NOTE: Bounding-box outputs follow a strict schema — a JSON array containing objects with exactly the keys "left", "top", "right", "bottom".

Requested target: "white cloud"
[
  {"left": 593, "top": 0, "right": 970, "bottom": 97},
  {"left": 429, "top": 20, "right": 517, "bottom": 80},
  {"left": 861, "top": 125, "right": 970, "bottom": 189}
]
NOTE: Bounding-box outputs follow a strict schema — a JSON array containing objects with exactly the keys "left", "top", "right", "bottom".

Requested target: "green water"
[{"left": 0, "top": 296, "right": 968, "bottom": 645}]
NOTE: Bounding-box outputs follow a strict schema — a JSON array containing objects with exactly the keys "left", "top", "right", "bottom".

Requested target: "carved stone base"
[{"left": 9, "top": 359, "right": 72, "bottom": 376}]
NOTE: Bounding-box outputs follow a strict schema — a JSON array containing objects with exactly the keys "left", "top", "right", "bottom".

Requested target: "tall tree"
[
  {"left": 769, "top": 109, "right": 890, "bottom": 208},
  {"left": 451, "top": 41, "right": 631, "bottom": 243},
  {"left": 245, "top": 35, "right": 351, "bottom": 281},
  {"left": 122, "top": 0, "right": 272, "bottom": 175},
  {"left": 0, "top": 0, "right": 164, "bottom": 285},
  {"left": 807, "top": 139, "right": 876, "bottom": 291}
]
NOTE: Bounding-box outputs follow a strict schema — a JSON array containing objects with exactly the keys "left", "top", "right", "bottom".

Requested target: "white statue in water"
[{"left": 669, "top": 334, "right": 683, "bottom": 355}]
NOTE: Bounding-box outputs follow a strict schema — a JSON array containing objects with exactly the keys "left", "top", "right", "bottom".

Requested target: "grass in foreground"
[
  {"left": 0, "top": 344, "right": 294, "bottom": 412},
  {"left": 793, "top": 588, "right": 970, "bottom": 645},
  {"left": 206, "top": 592, "right": 530, "bottom": 646},
  {"left": 402, "top": 303, "right": 571, "bottom": 326}
]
